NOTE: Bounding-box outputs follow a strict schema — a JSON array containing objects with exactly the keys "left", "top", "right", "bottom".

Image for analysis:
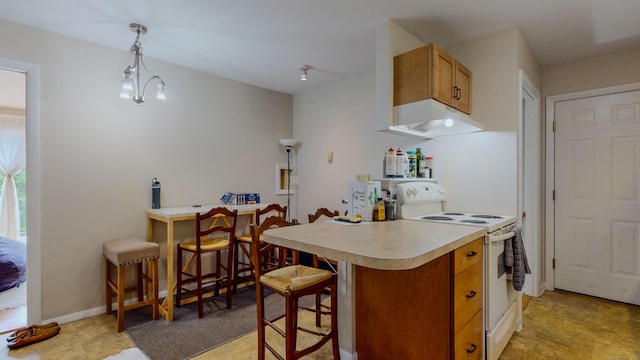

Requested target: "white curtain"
[{"left": 0, "top": 115, "right": 26, "bottom": 240}]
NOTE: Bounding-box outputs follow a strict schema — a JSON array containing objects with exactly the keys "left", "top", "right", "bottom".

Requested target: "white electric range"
[{"left": 396, "top": 182, "right": 520, "bottom": 360}]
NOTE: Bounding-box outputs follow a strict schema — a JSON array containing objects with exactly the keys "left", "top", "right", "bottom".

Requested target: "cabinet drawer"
[
  {"left": 453, "top": 238, "right": 483, "bottom": 275},
  {"left": 453, "top": 310, "right": 483, "bottom": 360},
  {"left": 453, "top": 261, "right": 482, "bottom": 333}
]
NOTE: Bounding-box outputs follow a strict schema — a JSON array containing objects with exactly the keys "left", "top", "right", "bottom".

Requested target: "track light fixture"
[
  {"left": 120, "top": 23, "right": 166, "bottom": 105},
  {"left": 298, "top": 65, "right": 312, "bottom": 81}
]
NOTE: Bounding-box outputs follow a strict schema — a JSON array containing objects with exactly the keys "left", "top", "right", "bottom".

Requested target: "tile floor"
[{"left": 2, "top": 290, "right": 639, "bottom": 359}]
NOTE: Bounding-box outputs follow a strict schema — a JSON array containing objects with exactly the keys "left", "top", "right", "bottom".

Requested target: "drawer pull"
[
  {"left": 466, "top": 343, "right": 478, "bottom": 354},
  {"left": 466, "top": 250, "right": 477, "bottom": 258},
  {"left": 466, "top": 290, "right": 477, "bottom": 299}
]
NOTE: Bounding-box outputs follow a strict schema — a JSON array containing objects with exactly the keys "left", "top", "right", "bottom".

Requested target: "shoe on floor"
[
  {"left": 6, "top": 322, "right": 59, "bottom": 343},
  {"left": 7, "top": 324, "right": 60, "bottom": 349}
]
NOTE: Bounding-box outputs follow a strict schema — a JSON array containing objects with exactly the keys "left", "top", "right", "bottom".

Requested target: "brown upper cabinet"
[{"left": 393, "top": 43, "right": 472, "bottom": 115}]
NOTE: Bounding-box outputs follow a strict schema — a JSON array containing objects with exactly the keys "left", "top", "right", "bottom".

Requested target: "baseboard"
[
  {"left": 43, "top": 289, "right": 170, "bottom": 326},
  {"left": 340, "top": 348, "right": 358, "bottom": 360}
]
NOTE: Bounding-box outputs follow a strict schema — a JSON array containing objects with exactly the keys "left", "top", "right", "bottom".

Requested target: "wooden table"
[
  {"left": 146, "top": 203, "right": 266, "bottom": 322},
  {"left": 264, "top": 219, "right": 486, "bottom": 360}
]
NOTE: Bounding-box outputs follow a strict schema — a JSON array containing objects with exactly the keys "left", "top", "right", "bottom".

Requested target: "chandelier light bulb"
[{"left": 120, "top": 23, "right": 166, "bottom": 104}]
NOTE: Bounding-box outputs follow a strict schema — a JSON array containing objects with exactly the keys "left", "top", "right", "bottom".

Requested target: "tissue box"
[
  {"left": 220, "top": 192, "right": 261, "bottom": 205},
  {"left": 347, "top": 181, "right": 381, "bottom": 222}
]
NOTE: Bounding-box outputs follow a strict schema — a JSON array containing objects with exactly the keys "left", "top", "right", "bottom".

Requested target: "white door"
[{"left": 555, "top": 90, "right": 640, "bottom": 305}]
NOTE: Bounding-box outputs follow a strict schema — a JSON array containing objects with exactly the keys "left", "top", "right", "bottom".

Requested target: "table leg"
[
  {"left": 165, "top": 220, "right": 175, "bottom": 321},
  {"left": 146, "top": 216, "right": 154, "bottom": 310}
]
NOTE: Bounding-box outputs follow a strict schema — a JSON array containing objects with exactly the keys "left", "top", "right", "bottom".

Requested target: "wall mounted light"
[
  {"left": 298, "top": 65, "right": 312, "bottom": 81},
  {"left": 120, "top": 23, "right": 166, "bottom": 105}
]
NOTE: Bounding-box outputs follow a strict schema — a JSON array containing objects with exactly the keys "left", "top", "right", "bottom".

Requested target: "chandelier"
[{"left": 120, "top": 23, "right": 166, "bottom": 104}]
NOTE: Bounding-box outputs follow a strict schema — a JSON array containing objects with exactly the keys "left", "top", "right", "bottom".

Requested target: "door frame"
[
  {"left": 518, "top": 69, "right": 542, "bottom": 296},
  {"left": 545, "top": 81, "right": 640, "bottom": 291},
  {"left": 0, "top": 57, "right": 41, "bottom": 324}
]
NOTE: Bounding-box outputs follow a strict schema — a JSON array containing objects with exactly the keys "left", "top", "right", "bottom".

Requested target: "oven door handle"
[{"left": 485, "top": 230, "right": 515, "bottom": 244}]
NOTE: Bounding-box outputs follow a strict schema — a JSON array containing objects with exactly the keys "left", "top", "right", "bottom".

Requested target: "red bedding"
[{"left": 0, "top": 237, "right": 26, "bottom": 292}]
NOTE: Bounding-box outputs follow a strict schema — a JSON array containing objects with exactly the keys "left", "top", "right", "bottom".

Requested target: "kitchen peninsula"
[{"left": 264, "top": 219, "right": 486, "bottom": 360}]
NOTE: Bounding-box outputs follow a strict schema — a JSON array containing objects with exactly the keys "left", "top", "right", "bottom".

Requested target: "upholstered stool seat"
[{"left": 104, "top": 236, "right": 160, "bottom": 332}]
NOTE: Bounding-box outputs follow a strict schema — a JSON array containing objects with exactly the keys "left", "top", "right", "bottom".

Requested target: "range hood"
[{"left": 384, "top": 99, "right": 484, "bottom": 140}]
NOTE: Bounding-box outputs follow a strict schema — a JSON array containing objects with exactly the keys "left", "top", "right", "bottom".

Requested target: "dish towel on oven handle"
[{"left": 504, "top": 225, "right": 531, "bottom": 291}]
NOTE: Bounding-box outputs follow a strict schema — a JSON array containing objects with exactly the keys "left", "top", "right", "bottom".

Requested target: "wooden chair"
[
  {"left": 308, "top": 207, "right": 340, "bottom": 326},
  {"left": 250, "top": 216, "right": 340, "bottom": 360},
  {"left": 233, "top": 203, "right": 287, "bottom": 292},
  {"left": 103, "top": 237, "right": 160, "bottom": 332},
  {"left": 176, "top": 207, "right": 237, "bottom": 318}
]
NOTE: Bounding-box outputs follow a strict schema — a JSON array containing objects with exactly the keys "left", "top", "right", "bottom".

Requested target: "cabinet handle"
[
  {"left": 466, "top": 290, "right": 477, "bottom": 299},
  {"left": 456, "top": 87, "right": 461, "bottom": 100},
  {"left": 467, "top": 343, "right": 478, "bottom": 354},
  {"left": 453, "top": 86, "right": 459, "bottom": 100},
  {"left": 466, "top": 250, "right": 477, "bottom": 258}
]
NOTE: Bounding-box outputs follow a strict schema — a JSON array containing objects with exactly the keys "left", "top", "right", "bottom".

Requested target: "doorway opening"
[
  {"left": 0, "top": 68, "right": 27, "bottom": 333},
  {"left": 519, "top": 70, "right": 542, "bottom": 297}
]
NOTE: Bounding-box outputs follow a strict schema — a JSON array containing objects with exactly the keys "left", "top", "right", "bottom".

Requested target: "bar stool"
[
  {"left": 308, "top": 207, "right": 340, "bottom": 327},
  {"left": 233, "top": 203, "right": 287, "bottom": 292},
  {"left": 250, "top": 216, "right": 340, "bottom": 359},
  {"left": 103, "top": 236, "right": 160, "bottom": 332}
]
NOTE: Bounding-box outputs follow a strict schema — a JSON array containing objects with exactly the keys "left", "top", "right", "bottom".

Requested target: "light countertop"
[
  {"left": 146, "top": 203, "right": 266, "bottom": 218},
  {"left": 264, "top": 219, "right": 486, "bottom": 271}
]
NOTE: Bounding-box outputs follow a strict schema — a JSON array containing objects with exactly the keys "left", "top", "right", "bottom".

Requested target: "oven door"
[{"left": 484, "top": 231, "right": 518, "bottom": 360}]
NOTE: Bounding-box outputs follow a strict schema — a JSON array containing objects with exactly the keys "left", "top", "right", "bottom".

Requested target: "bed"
[{"left": 0, "top": 236, "right": 26, "bottom": 292}]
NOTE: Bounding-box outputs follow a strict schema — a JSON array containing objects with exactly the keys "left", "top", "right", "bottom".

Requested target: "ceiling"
[{"left": 0, "top": 0, "right": 639, "bottom": 98}]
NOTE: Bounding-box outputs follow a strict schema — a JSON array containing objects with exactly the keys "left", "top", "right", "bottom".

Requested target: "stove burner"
[
  {"left": 461, "top": 219, "right": 488, "bottom": 224},
  {"left": 421, "top": 216, "right": 454, "bottom": 221},
  {"left": 443, "top": 212, "right": 465, "bottom": 216},
  {"left": 471, "top": 214, "right": 503, "bottom": 219}
]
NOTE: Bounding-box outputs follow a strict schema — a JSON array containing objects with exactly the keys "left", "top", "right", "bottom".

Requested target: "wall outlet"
[{"left": 327, "top": 151, "right": 334, "bottom": 163}]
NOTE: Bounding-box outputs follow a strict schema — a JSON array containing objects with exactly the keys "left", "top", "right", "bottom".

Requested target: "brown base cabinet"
[{"left": 355, "top": 238, "right": 483, "bottom": 359}]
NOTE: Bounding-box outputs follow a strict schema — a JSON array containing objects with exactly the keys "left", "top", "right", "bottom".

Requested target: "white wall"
[
  {"left": 294, "top": 27, "right": 531, "bottom": 220},
  {"left": 293, "top": 70, "right": 417, "bottom": 220},
  {"left": 0, "top": 19, "right": 293, "bottom": 319},
  {"left": 543, "top": 47, "right": 640, "bottom": 96}
]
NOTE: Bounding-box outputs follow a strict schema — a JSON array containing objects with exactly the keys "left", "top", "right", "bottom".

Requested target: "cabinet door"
[
  {"left": 454, "top": 62, "right": 472, "bottom": 114},
  {"left": 432, "top": 45, "right": 455, "bottom": 107},
  {"left": 453, "top": 311, "right": 483, "bottom": 360}
]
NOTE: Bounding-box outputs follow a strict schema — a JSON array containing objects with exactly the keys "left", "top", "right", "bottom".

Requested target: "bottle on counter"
[
  {"left": 416, "top": 148, "right": 425, "bottom": 178},
  {"left": 374, "top": 197, "right": 386, "bottom": 221},
  {"left": 384, "top": 147, "right": 396, "bottom": 178},
  {"left": 151, "top": 178, "right": 161, "bottom": 209},
  {"left": 395, "top": 148, "right": 405, "bottom": 178},
  {"left": 407, "top": 151, "right": 416, "bottom": 178},
  {"left": 425, "top": 156, "right": 433, "bottom": 178}
]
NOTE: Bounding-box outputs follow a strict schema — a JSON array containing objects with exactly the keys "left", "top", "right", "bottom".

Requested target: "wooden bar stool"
[
  {"left": 308, "top": 207, "right": 340, "bottom": 327},
  {"left": 103, "top": 236, "right": 160, "bottom": 332},
  {"left": 250, "top": 216, "right": 340, "bottom": 359},
  {"left": 233, "top": 204, "right": 287, "bottom": 292}
]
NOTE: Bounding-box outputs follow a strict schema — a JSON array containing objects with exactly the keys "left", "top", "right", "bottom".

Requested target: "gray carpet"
[{"left": 122, "top": 286, "right": 318, "bottom": 360}]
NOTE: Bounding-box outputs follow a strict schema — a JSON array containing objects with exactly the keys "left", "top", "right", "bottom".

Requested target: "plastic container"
[
  {"left": 416, "top": 148, "right": 425, "bottom": 178},
  {"left": 384, "top": 147, "right": 396, "bottom": 178},
  {"left": 425, "top": 156, "right": 433, "bottom": 178},
  {"left": 395, "top": 148, "right": 405, "bottom": 178},
  {"left": 407, "top": 151, "right": 416, "bottom": 178},
  {"left": 373, "top": 198, "right": 386, "bottom": 221}
]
